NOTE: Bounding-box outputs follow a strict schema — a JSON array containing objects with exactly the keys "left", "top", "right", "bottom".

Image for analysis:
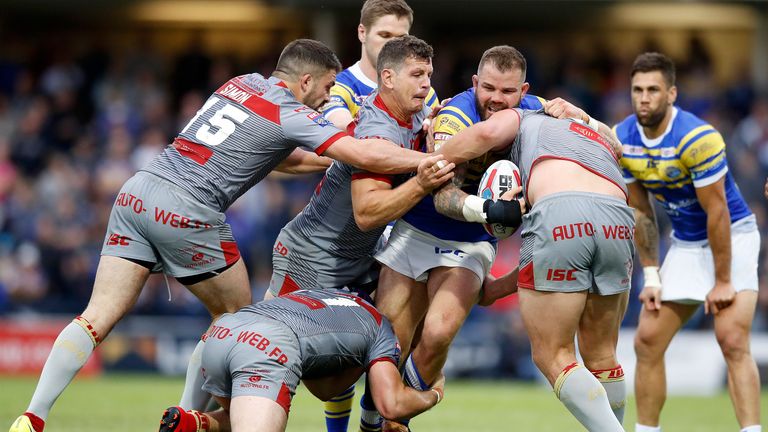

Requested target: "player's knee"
[
  {"left": 80, "top": 309, "right": 119, "bottom": 339},
  {"left": 633, "top": 329, "right": 664, "bottom": 360},
  {"left": 420, "top": 323, "right": 458, "bottom": 353},
  {"left": 716, "top": 331, "right": 750, "bottom": 361}
]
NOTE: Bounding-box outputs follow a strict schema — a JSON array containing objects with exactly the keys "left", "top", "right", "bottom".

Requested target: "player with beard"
[
  {"left": 617, "top": 53, "right": 761, "bottom": 432},
  {"left": 372, "top": 46, "right": 594, "bottom": 431}
]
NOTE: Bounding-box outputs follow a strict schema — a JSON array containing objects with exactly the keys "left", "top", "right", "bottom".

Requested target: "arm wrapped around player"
[{"left": 461, "top": 194, "right": 524, "bottom": 229}]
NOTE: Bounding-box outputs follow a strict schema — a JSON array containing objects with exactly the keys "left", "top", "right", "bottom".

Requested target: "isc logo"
[
  {"left": 546, "top": 268, "right": 577, "bottom": 281},
  {"left": 107, "top": 233, "right": 130, "bottom": 246}
]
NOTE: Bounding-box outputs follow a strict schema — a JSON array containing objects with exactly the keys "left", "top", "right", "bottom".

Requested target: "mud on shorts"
[
  {"left": 101, "top": 171, "right": 240, "bottom": 278},
  {"left": 268, "top": 228, "right": 382, "bottom": 298},
  {"left": 200, "top": 313, "right": 301, "bottom": 414},
  {"left": 517, "top": 192, "right": 635, "bottom": 295},
  {"left": 375, "top": 220, "right": 496, "bottom": 283}
]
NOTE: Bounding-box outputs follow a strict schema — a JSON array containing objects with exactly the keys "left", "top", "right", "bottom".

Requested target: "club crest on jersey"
[
  {"left": 665, "top": 166, "right": 682, "bottom": 179},
  {"left": 307, "top": 111, "right": 331, "bottom": 127}
]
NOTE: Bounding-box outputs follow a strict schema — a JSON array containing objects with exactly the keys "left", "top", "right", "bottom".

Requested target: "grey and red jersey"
[
  {"left": 276, "top": 92, "right": 429, "bottom": 290},
  {"left": 233, "top": 289, "right": 400, "bottom": 378},
  {"left": 510, "top": 109, "right": 627, "bottom": 202},
  {"left": 142, "top": 73, "right": 346, "bottom": 212}
]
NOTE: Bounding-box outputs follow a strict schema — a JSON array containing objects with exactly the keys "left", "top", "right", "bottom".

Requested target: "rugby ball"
[{"left": 477, "top": 159, "right": 523, "bottom": 239}]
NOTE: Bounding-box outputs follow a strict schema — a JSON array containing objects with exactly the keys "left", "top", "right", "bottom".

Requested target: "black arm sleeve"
[{"left": 483, "top": 199, "right": 523, "bottom": 229}]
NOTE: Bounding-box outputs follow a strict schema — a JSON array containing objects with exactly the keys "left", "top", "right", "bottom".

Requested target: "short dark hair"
[
  {"left": 631, "top": 52, "right": 676, "bottom": 87},
  {"left": 360, "top": 0, "right": 414, "bottom": 29},
  {"left": 477, "top": 45, "right": 527, "bottom": 80},
  {"left": 274, "top": 39, "right": 342, "bottom": 80},
  {"left": 376, "top": 35, "right": 433, "bottom": 79}
]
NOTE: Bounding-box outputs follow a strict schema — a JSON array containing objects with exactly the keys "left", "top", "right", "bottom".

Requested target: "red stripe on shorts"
[
  {"left": 220, "top": 241, "right": 240, "bottom": 266},
  {"left": 276, "top": 382, "right": 292, "bottom": 415},
  {"left": 518, "top": 262, "right": 535, "bottom": 289}
]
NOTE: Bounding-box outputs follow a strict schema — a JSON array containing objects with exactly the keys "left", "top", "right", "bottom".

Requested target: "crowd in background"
[{"left": 0, "top": 34, "right": 767, "bottom": 342}]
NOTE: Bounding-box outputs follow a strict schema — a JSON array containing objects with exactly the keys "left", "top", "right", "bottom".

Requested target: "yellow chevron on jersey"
[
  {"left": 618, "top": 121, "right": 725, "bottom": 188},
  {"left": 321, "top": 61, "right": 439, "bottom": 119},
  {"left": 433, "top": 89, "right": 544, "bottom": 185},
  {"left": 678, "top": 125, "right": 726, "bottom": 179},
  {"left": 615, "top": 106, "right": 750, "bottom": 241}
]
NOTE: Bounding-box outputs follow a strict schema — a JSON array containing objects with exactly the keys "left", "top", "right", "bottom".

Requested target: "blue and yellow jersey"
[
  {"left": 402, "top": 88, "right": 544, "bottom": 242},
  {"left": 616, "top": 106, "right": 751, "bottom": 241},
  {"left": 322, "top": 61, "right": 439, "bottom": 119}
]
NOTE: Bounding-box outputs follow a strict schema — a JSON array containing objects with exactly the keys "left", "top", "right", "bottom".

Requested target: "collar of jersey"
[
  {"left": 374, "top": 94, "right": 413, "bottom": 128},
  {"left": 350, "top": 61, "right": 378, "bottom": 89},
  {"left": 636, "top": 106, "right": 678, "bottom": 148}
]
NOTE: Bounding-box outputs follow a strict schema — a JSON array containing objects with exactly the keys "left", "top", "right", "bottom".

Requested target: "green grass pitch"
[{"left": 1, "top": 375, "right": 763, "bottom": 431}]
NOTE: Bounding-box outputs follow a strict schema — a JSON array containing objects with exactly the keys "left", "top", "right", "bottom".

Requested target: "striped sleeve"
[
  {"left": 426, "top": 87, "right": 439, "bottom": 110},
  {"left": 432, "top": 107, "right": 470, "bottom": 150},
  {"left": 321, "top": 83, "right": 356, "bottom": 116},
  {"left": 678, "top": 125, "right": 727, "bottom": 187}
]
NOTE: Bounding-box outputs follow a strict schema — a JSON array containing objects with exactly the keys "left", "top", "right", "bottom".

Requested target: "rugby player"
[
  {"left": 618, "top": 52, "right": 761, "bottom": 432},
  {"left": 157, "top": 289, "right": 445, "bottom": 432},
  {"left": 9, "top": 39, "right": 436, "bottom": 432},
  {"left": 435, "top": 106, "right": 632, "bottom": 431}
]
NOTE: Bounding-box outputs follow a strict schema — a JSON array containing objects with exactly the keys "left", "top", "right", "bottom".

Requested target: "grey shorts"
[
  {"left": 269, "top": 228, "right": 380, "bottom": 297},
  {"left": 518, "top": 192, "right": 635, "bottom": 295},
  {"left": 200, "top": 313, "right": 301, "bottom": 415},
  {"left": 101, "top": 172, "right": 240, "bottom": 278}
]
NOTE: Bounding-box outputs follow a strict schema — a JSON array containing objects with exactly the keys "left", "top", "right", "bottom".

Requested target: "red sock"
[{"left": 23, "top": 412, "right": 45, "bottom": 432}]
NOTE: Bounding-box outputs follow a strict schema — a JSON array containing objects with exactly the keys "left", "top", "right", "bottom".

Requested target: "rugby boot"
[{"left": 9, "top": 413, "right": 44, "bottom": 432}]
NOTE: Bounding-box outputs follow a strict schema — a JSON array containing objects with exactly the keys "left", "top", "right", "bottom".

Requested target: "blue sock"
[
  {"left": 359, "top": 380, "right": 382, "bottom": 432},
  {"left": 325, "top": 385, "right": 354, "bottom": 432},
  {"left": 398, "top": 354, "right": 431, "bottom": 428}
]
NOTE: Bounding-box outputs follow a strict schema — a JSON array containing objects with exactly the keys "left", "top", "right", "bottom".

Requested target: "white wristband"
[
  {"left": 586, "top": 115, "right": 600, "bottom": 131},
  {"left": 643, "top": 266, "right": 661, "bottom": 288},
  {"left": 461, "top": 195, "right": 488, "bottom": 223}
]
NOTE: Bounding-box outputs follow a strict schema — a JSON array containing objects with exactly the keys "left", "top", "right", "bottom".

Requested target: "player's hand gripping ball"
[{"left": 478, "top": 159, "right": 522, "bottom": 239}]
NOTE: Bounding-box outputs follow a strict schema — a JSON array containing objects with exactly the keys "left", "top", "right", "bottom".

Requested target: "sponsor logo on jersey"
[
  {"left": 622, "top": 144, "right": 645, "bottom": 155},
  {"left": 660, "top": 147, "right": 677, "bottom": 157},
  {"left": 433, "top": 132, "right": 453, "bottom": 142},
  {"left": 307, "top": 111, "right": 331, "bottom": 127}
]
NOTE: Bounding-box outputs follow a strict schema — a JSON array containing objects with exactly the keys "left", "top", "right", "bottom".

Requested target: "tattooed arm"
[
  {"left": 629, "top": 181, "right": 659, "bottom": 266},
  {"left": 433, "top": 163, "right": 525, "bottom": 227},
  {"left": 628, "top": 180, "right": 663, "bottom": 311},
  {"left": 432, "top": 164, "right": 471, "bottom": 221}
]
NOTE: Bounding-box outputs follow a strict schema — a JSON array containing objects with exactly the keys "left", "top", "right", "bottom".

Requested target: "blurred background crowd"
[{"left": 0, "top": 0, "right": 767, "bottom": 378}]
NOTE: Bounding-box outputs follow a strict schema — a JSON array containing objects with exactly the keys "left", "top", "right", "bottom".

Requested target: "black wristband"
[{"left": 483, "top": 199, "right": 522, "bottom": 228}]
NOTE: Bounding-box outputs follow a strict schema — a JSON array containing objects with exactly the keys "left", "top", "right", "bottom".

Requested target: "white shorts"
[
  {"left": 661, "top": 217, "right": 760, "bottom": 303},
  {"left": 375, "top": 220, "right": 496, "bottom": 282}
]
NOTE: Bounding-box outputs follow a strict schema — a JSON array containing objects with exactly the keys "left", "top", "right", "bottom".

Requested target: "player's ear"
[
  {"left": 358, "top": 24, "right": 367, "bottom": 44},
  {"left": 668, "top": 85, "right": 678, "bottom": 105},
  {"left": 381, "top": 68, "right": 395, "bottom": 90},
  {"left": 472, "top": 74, "right": 479, "bottom": 89},
  {"left": 520, "top": 82, "right": 530, "bottom": 98},
  {"left": 300, "top": 73, "right": 312, "bottom": 93}
]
